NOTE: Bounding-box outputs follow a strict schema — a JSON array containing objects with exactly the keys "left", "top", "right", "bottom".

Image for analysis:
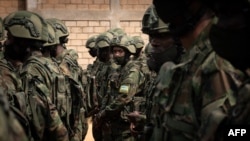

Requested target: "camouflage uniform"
[
  {"left": 4, "top": 11, "right": 69, "bottom": 141},
  {"left": 21, "top": 52, "right": 69, "bottom": 141},
  {"left": 94, "top": 34, "right": 145, "bottom": 141},
  {"left": 128, "top": 5, "right": 184, "bottom": 141},
  {"left": 84, "top": 34, "right": 100, "bottom": 116},
  {"left": 0, "top": 78, "right": 28, "bottom": 141},
  {"left": 150, "top": 1, "right": 243, "bottom": 140},
  {"left": 53, "top": 49, "right": 86, "bottom": 141},
  {"left": 46, "top": 18, "right": 86, "bottom": 141},
  {"left": 87, "top": 31, "right": 117, "bottom": 141},
  {"left": 131, "top": 36, "right": 152, "bottom": 100},
  {"left": 0, "top": 16, "right": 28, "bottom": 141},
  {"left": 0, "top": 58, "right": 32, "bottom": 139},
  {"left": 202, "top": 1, "right": 250, "bottom": 140}
]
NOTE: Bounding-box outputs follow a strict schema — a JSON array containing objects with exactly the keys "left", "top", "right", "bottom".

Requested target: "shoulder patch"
[{"left": 119, "top": 85, "right": 130, "bottom": 94}]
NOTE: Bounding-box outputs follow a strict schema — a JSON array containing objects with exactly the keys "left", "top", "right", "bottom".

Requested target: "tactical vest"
[
  {"left": 134, "top": 56, "right": 152, "bottom": 90},
  {"left": 85, "top": 61, "right": 112, "bottom": 117},
  {"left": 0, "top": 60, "right": 33, "bottom": 141},
  {"left": 107, "top": 61, "right": 146, "bottom": 121},
  {"left": 54, "top": 50, "right": 87, "bottom": 140},
  {"left": 23, "top": 56, "right": 83, "bottom": 136},
  {"left": 0, "top": 87, "right": 28, "bottom": 141}
]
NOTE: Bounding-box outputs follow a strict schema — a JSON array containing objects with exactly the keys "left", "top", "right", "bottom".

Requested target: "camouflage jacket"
[
  {"left": 0, "top": 58, "right": 23, "bottom": 91},
  {"left": 0, "top": 58, "right": 33, "bottom": 139},
  {"left": 102, "top": 59, "right": 145, "bottom": 121},
  {"left": 227, "top": 69, "right": 250, "bottom": 125},
  {"left": 0, "top": 79, "right": 28, "bottom": 141},
  {"left": 85, "top": 58, "right": 121, "bottom": 115},
  {"left": 84, "top": 58, "right": 101, "bottom": 115},
  {"left": 86, "top": 58, "right": 101, "bottom": 77},
  {"left": 150, "top": 21, "right": 243, "bottom": 141},
  {"left": 20, "top": 51, "right": 69, "bottom": 141},
  {"left": 132, "top": 53, "right": 152, "bottom": 91},
  {"left": 0, "top": 58, "right": 25, "bottom": 108},
  {"left": 53, "top": 49, "right": 85, "bottom": 141},
  {"left": 55, "top": 49, "right": 82, "bottom": 80}
]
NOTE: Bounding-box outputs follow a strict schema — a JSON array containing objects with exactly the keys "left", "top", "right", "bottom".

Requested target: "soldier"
[
  {"left": 86, "top": 31, "right": 117, "bottom": 141},
  {"left": 130, "top": 35, "right": 151, "bottom": 83},
  {"left": 126, "top": 5, "right": 184, "bottom": 140},
  {"left": 3, "top": 10, "right": 69, "bottom": 141},
  {"left": 94, "top": 34, "right": 146, "bottom": 141},
  {"left": 0, "top": 16, "right": 32, "bottom": 140},
  {"left": 202, "top": 0, "right": 250, "bottom": 140},
  {"left": 46, "top": 18, "right": 86, "bottom": 141},
  {"left": 84, "top": 35, "right": 102, "bottom": 114},
  {"left": 86, "top": 35, "right": 98, "bottom": 58},
  {"left": 149, "top": 0, "right": 244, "bottom": 140},
  {"left": 85, "top": 35, "right": 100, "bottom": 76},
  {"left": 131, "top": 36, "right": 145, "bottom": 60},
  {"left": 0, "top": 16, "right": 27, "bottom": 141}
]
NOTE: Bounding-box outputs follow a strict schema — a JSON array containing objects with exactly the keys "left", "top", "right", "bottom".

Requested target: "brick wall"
[
  {"left": 0, "top": 0, "right": 26, "bottom": 17},
  {"left": 37, "top": 0, "right": 110, "bottom": 10},
  {"left": 0, "top": 0, "right": 152, "bottom": 69}
]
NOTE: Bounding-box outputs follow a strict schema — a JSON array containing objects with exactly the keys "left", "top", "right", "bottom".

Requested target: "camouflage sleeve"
[
  {"left": 104, "top": 68, "right": 143, "bottom": 118},
  {"left": 194, "top": 54, "right": 241, "bottom": 140},
  {"left": 45, "top": 95, "right": 69, "bottom": 141}
]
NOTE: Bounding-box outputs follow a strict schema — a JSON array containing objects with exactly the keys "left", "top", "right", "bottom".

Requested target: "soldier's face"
[
  {"left": 147, "top": 33, "right": 178, "bottom": 72},
  {"left": 112, "top": 47, "right": 127, "bottom": 65},
  {"left": 113, "top": 47, "right": 125, "bottom": 58},
  {"left": 4, "top": 32, "right": 30, "bottom": 62},
  {"left": 97, "top": 47, "right": 111, "bottom": 62},
  {"left": 149, "top": 33, "right": 175, "bottom": 52}
]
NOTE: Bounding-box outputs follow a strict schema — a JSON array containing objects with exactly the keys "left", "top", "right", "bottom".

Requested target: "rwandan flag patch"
[{"left": 119, "top": 85, "right": 130, "bottom": 94}]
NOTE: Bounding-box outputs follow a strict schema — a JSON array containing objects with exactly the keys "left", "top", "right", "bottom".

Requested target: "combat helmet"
[
  {"left": 142, "top": 4, "right": 170, "bottom": 34},
  {"left": 110, "top": 35, "right": 136, "bottom": 54},
  {"left": 46, "top": 18, "right": 69, "bottom": 43},
  {"left": 132, "top": 36, "right": 144, "bottom": 49},
  {"left": 85, "top": 35, "right": 98, "bottom": 49},
  {"left": 144, "top": 42, "right": 153, "bottom": 56},
  {"left": 95, "top": 31, "right": 114, "bottom": 49},
  {"left": 3, "top": 10, "right": 48, "bottom": 42},
  {"left": 107, "top": 27, "right": 127, "bottom": 36},
  {"left": 43, "top": 21, "right": 57, "bottom": 47}
]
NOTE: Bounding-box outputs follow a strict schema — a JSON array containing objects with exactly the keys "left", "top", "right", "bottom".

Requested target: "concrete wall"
[{"left": 0, "top": 0, "right": 152, "bottom": 69}]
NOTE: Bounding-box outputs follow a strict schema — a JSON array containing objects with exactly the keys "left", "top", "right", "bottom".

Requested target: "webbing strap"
[{"left": 202, "top": 97, "right": 227, "bottom": 119}]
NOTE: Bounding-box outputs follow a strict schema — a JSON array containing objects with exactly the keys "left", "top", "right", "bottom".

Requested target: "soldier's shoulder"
[{"left": 200, "top": 52, "right": 240, "bottom": 74}]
